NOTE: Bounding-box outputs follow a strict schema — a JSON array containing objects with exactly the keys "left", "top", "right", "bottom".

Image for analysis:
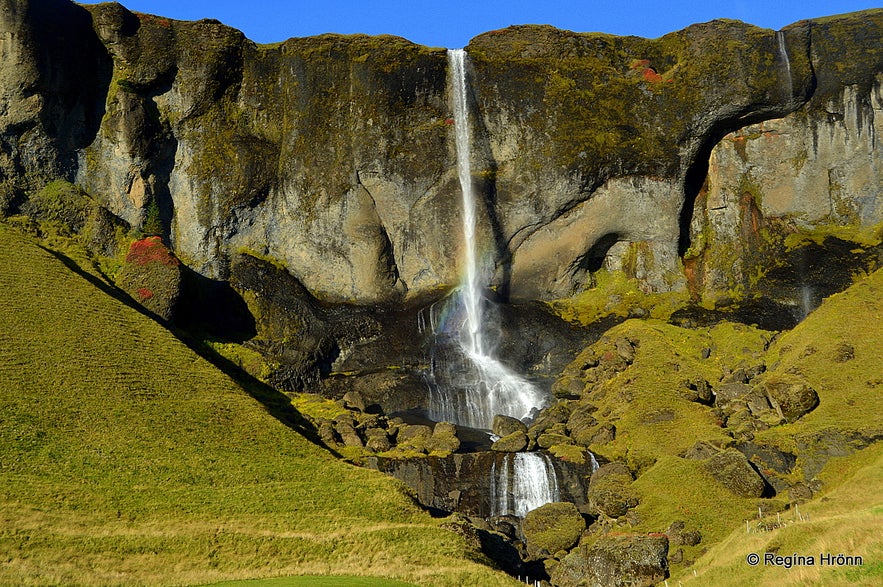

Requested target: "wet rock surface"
[{"left": 366, "top": 451, "right": 591, "bottom": 519}]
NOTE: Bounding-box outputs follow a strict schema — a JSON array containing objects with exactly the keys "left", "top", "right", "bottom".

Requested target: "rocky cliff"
[
  {"left": 3, "top": 2, "right": 883, "bottom": 585},
  {"left": 2, "top": 1, "right": 880, "bottom": 311}
]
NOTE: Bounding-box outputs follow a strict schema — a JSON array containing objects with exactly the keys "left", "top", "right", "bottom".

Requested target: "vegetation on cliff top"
[{"left": 465, "top": 20, "right": 808, "bottom": 183}]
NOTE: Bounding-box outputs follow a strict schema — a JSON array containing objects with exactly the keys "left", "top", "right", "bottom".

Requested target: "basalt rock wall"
[{"left": 2, "top": 0, "right": 881, "bottom": 309}]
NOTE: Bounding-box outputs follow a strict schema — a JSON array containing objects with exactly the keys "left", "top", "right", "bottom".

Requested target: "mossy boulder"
[
  {"left": 527, "top": 402, "right": 574, "bottom": 442},
  {"left": 491, "top": 431, "right": 528, "bottom": 452},
  {"left": 425, "top": 422, "right": 460, "bottom": 455},
  {"left": 550, "top": 533, "right": 669, "bottom": 587},
  {"left": 493, "top": 414, "right": 528, "bottom": 437},
  {"left": 548, "top": 443, "right": 589, "bottom": 465},
  {"left": 364, "top": 427, "right": 392, "bottom": 452},
  {"left": 116, "top": 236, "right": 182, "bottom": 321},
  {"left": 586, "top": 462, "right": 638, "bottom": 518},
  {"left": 761, "top": 374, "right": 819, "bottom": 422},
  {"left": 537, "top": 432, "right": 574, "bottom": 450},
  {"left": 396, "top": 424, "right": 433, "bottom": 453},
  {"left": 704, "top": 448, "right": 767, "bottom": 497},
  {"left": 521, "top": 501, "right": 585, "bottom": 559},
  {"left": 566, "top": 403, "right": 599, "bottom": 446},
  {"left": 23, "top": 180, "right": 94, "bottom": 235}
]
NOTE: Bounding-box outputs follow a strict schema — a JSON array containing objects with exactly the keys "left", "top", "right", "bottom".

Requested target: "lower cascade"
[{"left": 491, "top": 452, "right": 560, "bottom": 518}]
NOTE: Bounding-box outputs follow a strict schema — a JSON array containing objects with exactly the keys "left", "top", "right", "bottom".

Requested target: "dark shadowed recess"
[
  {"left": 31, "top": 0, "right": 113, "bottom": 180},
  {"left": 176, "top": 265, "right": 257, "bottom": 342}
]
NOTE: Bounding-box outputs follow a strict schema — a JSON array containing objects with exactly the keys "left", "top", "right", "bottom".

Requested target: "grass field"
[
  {"left": 206, "top": 576, "right": 416, "bottom": 586},
  {"left": 0, "top": 223, "right": 518, "bottom": 586},
  {"left": 676, "top": 443, "right": 883, "bottom": 586}
]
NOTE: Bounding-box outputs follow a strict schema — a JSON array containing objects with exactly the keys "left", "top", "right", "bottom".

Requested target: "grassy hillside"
[
  {"left": 553, "top": 266, "right": 883, "bottom": 576},
  {"left": 678, "top": 443, "right": 883, "bottom": 586},
  {"left": 0, "top": 223, "right": 518, "bottom": 587}
]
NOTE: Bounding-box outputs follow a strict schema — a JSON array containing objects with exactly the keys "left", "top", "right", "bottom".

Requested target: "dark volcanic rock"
[
  {"left": 586, "top": 462, "right": 638, "bottom": 518},
  {"left": 761, "top": 374, "right": 820, "bottom": 422},
  {"left": 705, "top": 449, "right": 768, "bottom": 497},
  {"left": 550, "top": 534, "right": 669, "bottom": 587},
  {"left": 491, "top": 431, "right": 529, "bottom": 453},
  {"left": 116, "top": 236, "right": 182, "bottom": 321},
  {"left": 493, "top": 414, "right": 528, "bottom": 437},
  {"left": 367, "top": 452, "right": 590, "bottom": 518}
]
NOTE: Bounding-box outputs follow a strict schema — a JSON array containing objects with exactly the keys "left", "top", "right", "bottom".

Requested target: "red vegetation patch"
[
  {"left": 126, "top": 236, "right": 179, "bottom": 267},
  {"left": 136, "top": 287, "right": 154, "bottom": 301},
  {"left": 137, "top": 13, "right": 172, "bottom": 28},
  {"left": 642, "top": 68, "right": 665, "bottom": 83}
]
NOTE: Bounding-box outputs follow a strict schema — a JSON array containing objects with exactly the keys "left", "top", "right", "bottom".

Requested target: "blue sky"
[{"left": 90, "top": 1, "right": 881, "bottom": 47}]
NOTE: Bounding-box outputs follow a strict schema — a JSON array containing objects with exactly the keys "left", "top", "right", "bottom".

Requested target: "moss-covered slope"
[{"left": 539, "top": 266, "right": 883, "bottom": 576}]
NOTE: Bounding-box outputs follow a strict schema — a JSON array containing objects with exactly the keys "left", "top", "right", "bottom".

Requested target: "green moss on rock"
[{"left": 522, "top": 501, "right": 586, "bottom": 558}]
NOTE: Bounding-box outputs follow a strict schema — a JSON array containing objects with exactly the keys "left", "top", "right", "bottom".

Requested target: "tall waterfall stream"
[{"left": 421, "top": 49, "right": 564, "bottom": 517}]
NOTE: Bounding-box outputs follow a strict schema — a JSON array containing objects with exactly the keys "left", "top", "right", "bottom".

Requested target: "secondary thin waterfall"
[
  {"left": 425, "top": 49, "right": 547, "bottom": 430},
  {"left": 491, "top": 452, "right": 560, "bottom": 518},
  {"left": 776, "top": 31, "right": 793, "bottom": 99}
]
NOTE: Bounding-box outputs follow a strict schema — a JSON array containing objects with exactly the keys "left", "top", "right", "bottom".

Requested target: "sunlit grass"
[
  {"left": 0, "top": 224, "right": 518, "bottom": 587},
  {"left": 675, "top": 444, "right": 883, "bottom": 586}
]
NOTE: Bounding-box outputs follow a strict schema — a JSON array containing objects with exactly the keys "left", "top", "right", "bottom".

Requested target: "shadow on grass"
[{"left": 38, "top": 245, "right": 340, "bottom": 458}]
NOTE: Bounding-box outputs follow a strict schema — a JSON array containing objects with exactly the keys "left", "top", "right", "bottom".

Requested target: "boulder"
[
  {"left": 761, "top": 375, "right": 819, "bottom": 422},
  {"left": 425, "top": 422, "right": 460, "bottom": 455},
  {"left": 333, "top": 420, "right": 364, "bottom": 448},
  {"left": 522, "top": 501, "right": 586, "bottom": 559},
  {"left": 396, "top": 424, "right": 433, "bottom": 453},
  {"left": 713, "top": 382, "right": 753, "bottom": 410},
  {"left": 666, "top": 521, "right": 702, "bottom": 547},
  {"left": 537, "top": 432, "right": 573, "bottom": 450},
  {"left": 589, "top": 423, "right": 616, "bottom": 445},
  {"left": 704, "top": 449, "right": 767, "bottom": 497},
  {"left": 682, "top": 441, "right": 719, "bottom": 460},
  {"left": 681, "top": 378, "right": 714, "bottom": 405},
  {"left": 566, "top": 403, "right": 599, "bottom": 446},
  {"left": 614, "top": 337, "right": 636, "bottom": 364},
  {"left": 527, "top": 402, "right": 574, "bottom": 441},
  {"left": 548, "top": 443, "right": 589, "bottom": 465},
  {"left": 317, "top": 419, "right": 339, "bottom": 446},
  {"left": 364, "top": 428, "right": 391, "bottom": 452},
  {"left": 492, "top": 414, "right": 528, "bottom": 437},
  {"left": 586, "top": 463, "right": 638, "bottom": 518},
  {"left": 491, "top": 431, "right": 528, "bottom": 452},
  {"left": 550, "top": 534, "right": 669, "bottom": 587},
  {"left": 116, "top": 236, "right": 182, "bottom": 321},
  {"left": 342, "top": 390, "right": 367, "bottom": 412},
  {"left": 552, "top": 375, "right": 585, "bottom": 399}
]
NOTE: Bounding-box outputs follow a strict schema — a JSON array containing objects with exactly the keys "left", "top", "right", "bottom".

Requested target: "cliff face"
[{"left": 1, "top": 1, "right": 881, "bottom": 310}]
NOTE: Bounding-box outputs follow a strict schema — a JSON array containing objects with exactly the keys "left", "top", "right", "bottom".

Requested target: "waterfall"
[
  {"left": 425, "top": 49, "right": 547, "bottom": 430},
  {"left": 796, "top": 284, "right": 816, "bottom": 321},
  {"left": 776, "top": 31, "right": 793, "bottom": 99},
  {"left": 491, "top": 452, "right": 560, "bottom": 518}
]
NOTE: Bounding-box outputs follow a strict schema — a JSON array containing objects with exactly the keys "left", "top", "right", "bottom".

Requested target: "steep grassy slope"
[
  {"left": 679, "top": 443, "right": 883, "bottom": 586},
  {"left": 0, "top": 224, "right": 517, "bottom": 587},
  {"left": 548, "top": 266, "right": 883, "bottom": 576},
  {"left": 753, "top": 268, "right": 883, "bottom": 465}
]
